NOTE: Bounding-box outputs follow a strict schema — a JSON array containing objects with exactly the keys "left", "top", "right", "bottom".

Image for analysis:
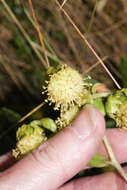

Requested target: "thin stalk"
[
  {"left": 0, "top": 0, "right": 47, "bottom": 69},
  {"left": 18, "top": 102, "right": 45, "bottom": 124},
  {"left": 103, "top": 135, "right": 127, "bottom": 181},
  {"left": 32, "top": 42, "right": 61, "bottom": 63},
  {"left": 28, "top": 0, "right": 50, "bottom": 68},
  {"left": 55, "top": 1, "right": 127, "bottom": 181},
  {"left": 60, "top": 0, "right": 68, "bottom": 8},
  {"left": 24, "top": 8, "right": 61, "bottom": 64},
  {"left": 92, "top": 92, "right": 111, "bottom": 99},
  {"left": 56, "top": 0, "right": 121, "bottom": 89},
  {"left": 85, "top": 56, "right": 108, "bottom": 74},
  {"left": 0, "top": 102, "right": 45, "bottom": 140},
  {"left": 80, "top": 0, "right": 98, "bottom": 62}
]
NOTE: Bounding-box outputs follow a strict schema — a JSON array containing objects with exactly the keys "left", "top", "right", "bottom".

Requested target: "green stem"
[
  {"left": 80, "top": 0, "right": 98, "bottom": 62},
  {"left": 103, "top": 135, "right": 127, "bottom": 181},
  {"left": 93, "top": 92, "right": 111, "bottom": 99},
  {"left": 24, "top": 8, "right": 61, "bottom": 64}
]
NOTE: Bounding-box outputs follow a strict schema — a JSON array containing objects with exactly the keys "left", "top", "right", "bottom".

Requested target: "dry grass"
[
  {"left": 0, "top": 0, "right": 127, "bottom": 96},
  {"left": 0, "top": 0, "right": 127, "bottom": 154}
]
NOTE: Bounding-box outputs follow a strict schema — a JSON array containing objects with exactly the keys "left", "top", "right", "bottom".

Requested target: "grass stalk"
[
  {"left": 55, "top": 0, "right": 121, "bottom": 89},
  {"left": 28, "top": 0, "right": 50, "bottom": 68},
  {"left": 0, "top": 0, "right": 47, "bottom": 69},
  {"left": 103, "top": 135, "right": 127, "bottom": 181},
  {"left": 80, "top": 0, "right": 98, "bottom": 62}
]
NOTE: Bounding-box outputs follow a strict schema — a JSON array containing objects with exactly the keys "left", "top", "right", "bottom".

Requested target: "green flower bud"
[
  {"left": 105, "top": 89, "right": 127, "bottom": 129},
  {"left": 56, "top": 105, "right": 80, "bottom": 129},
  {"left": 12, "top": 120, "right": 47, "bottom": 159},
  {"left": 40, "top": 117, "right": 57, "bottom": 133},
  {"left": 43, "top": 65, "right": 86, "bottom": 110}
]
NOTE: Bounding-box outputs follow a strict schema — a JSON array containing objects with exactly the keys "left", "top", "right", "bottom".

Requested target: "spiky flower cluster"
[
  {"left": 13, "top": 63, "right": 127, "bottom": 160},
  {"left": 56, "top": 105, "right": 80, "bottom": 129},
  {"left": 42, "top": 65, "right": 92, "bottom": 129},
  {"left": 106, "top": 89, "right": 127, "bottom": 129},
  {"left": 12, "top": 121, "right": 47, "bottom": 159},
  {"left": 43, "top": 66, "right": 86, "bottom": 110},
  {"left": 116, "top": 103, "right": 127, "bottom": 129}
]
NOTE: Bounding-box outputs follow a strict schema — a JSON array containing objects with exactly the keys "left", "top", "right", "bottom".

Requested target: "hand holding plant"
[{"left": 0, "top": 106, "right": 127, "bottom": 189}]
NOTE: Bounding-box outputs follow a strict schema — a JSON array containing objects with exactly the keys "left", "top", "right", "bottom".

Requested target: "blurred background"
[{"left": 0, "top": 0, "right": 127, "bottom": 155}]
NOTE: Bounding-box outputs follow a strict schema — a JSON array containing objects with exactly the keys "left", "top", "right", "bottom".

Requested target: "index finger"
[{"left": 0, "top": 105, "right": 105, "bottom": 190}]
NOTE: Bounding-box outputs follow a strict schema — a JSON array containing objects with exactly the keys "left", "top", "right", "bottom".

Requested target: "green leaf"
[
  {"left": 40, "top": 118, "right": 57, "bottom": 133},
  {"left": 120, "top": 57, "right": 127, "bottom": 88},
  {"left": 88, "top": 154, "right": 109, "bottom": 168},
  {"left": 0, "top": 107, "right": 21, "bottom": 125},
  {"left": 93, "top": 98, "right": 105, "bottom": 116}
]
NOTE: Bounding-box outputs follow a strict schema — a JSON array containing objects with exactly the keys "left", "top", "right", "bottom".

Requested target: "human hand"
[{"left": 0, "top": 105, "right": 127, "bottom": 190}]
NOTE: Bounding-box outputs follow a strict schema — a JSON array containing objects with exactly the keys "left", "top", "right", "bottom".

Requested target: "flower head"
[
  {"left": 105, "top": 89, "right": 127, "bottom": 129},
  {"left": 43, "top": 66, "right": 85, "bottom": 110},
  {"left": 56, "top": 105, "right": 80, "bottom": 129},
  {"left": 115, "top": 101, "right": 127, "bottom": 129},
  {"left": 12, "top": 120, "right": 47, "bottom": 159}
]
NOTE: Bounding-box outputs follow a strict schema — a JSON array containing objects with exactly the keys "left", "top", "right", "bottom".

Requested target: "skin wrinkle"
[
  {"left": 68, "top": 126, "right": 100, "bottom": 162},
  {"left": 54, "top": 132, "right": 88, "bottom": 182},
  {"left": 1, "top": 149, "right": 57, "bottom": 190},
  {"left": 68, "top": 106, "right": 98, "bottom": 141},
  {"left": 33, "top": 107, "right": 98, "bottom": 171},
  {"left": 21, "top": 156, "right": 47, "bottom": 190},
  {"left": 31, "top": 137, "right": 68, "bottom": 186},
  {"left": 32, "top": 142, "right": 59, "bottom": 171},
  {"left": 68, "top": 121, "right": 101, "bottom": 147},
  {"left": 29, "top": 107, "right": 104, "bottom": 189},
  {"left": 1, "top": 117, "right": 127, "bottom": 190},
  {"left": 1, "top": 136, "right": 127, "bottom": 189},
  {"left": 0, "top": 107, "right": 106, "bottom": 190},
  {"left": 31, "top": 141, "right": 49, "bottom": 166},
  {"left": 69, "top": 126, "right": 92, "bottom": 140},
  {"left": 56, "top": 123, "right": 103, "bottom": 185},
  {"left": 58, "top": 135, "right": 97, "bottom": 184}
]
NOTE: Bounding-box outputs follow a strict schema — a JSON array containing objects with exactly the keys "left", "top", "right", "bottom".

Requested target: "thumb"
[{"left": 0, "top": 105, "right": 105, "bottom": 190}]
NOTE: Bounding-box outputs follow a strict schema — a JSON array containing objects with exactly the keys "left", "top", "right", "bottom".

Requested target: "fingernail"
[{"left": 70, "top": 105, "right": 99, "bottom": 140}]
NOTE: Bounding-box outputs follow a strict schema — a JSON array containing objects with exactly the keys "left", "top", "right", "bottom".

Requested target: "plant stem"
[
  {"left": 28, "top": 0, "right": 50, "bottom": 68},
  {"left": 1, "top": 0, "right": 47, "bottom": 69},
  {"left": 103, "top": 135, "right": 127, "bottom": 181},
  {"left": 24, "top": 8, "right": 61, "bottom": 64},
  {"left": 80, "top": 0, "right": 98, "bottom": 62},
  {"left": 56, "top": 0, "right": 121, "bottom": 89},
  {"left": 93, "top": 92, "right": 111, "bottom": 99}
]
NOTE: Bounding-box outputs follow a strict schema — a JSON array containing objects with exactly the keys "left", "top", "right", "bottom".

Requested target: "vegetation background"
[{"left": 0, "top": 0, "right": 127, "bottom": 165}]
